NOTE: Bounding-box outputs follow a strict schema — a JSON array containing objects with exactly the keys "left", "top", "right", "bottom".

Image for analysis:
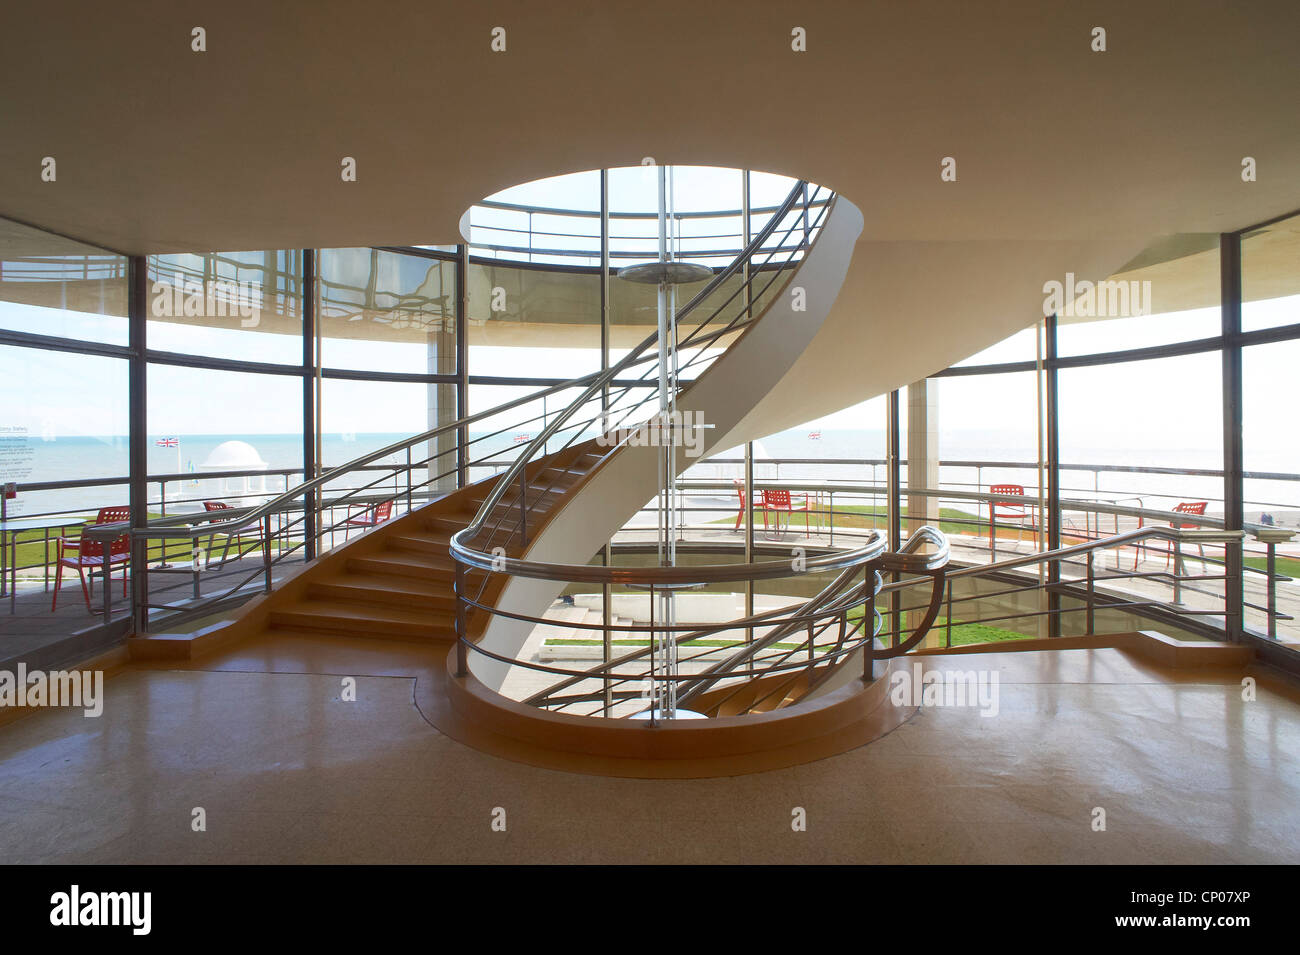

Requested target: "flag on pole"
[{"left": 156, "top": 437, "right": 179, "bottom": 447}]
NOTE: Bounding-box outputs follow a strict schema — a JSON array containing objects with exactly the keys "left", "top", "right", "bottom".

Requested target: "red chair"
[
  {"left": 1161, "top": 501, "right": 1209, "bottom": 570},
  {"left": 760, "top": 489, "right": 810, "bottom": 537},
  {"left": 52, "top": 506, "right": 131, "bottom": 613},
  {"left": 731, "top": 479, "right": 768, "bottom": 530},
  {"left": 989, "top": 484, "right": 1035, "bottom": 547},
  {"left": 343, "top": 499, "right": 394, "bottom": 538},
  {"left": 202, "top": 501, "right": 264, "bottom": 568}
]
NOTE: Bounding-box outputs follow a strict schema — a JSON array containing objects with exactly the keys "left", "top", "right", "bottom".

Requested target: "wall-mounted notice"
[{"left": 0, "top": 425, "right": 34, "bottom": 513}]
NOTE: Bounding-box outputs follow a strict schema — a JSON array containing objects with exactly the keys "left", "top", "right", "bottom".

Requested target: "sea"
[{"left": 0, "top": 428, "right": 1295, "bottom": 527}]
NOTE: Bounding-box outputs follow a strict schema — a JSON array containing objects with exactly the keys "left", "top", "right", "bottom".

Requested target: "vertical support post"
[
  {"left": 127, "top": 255, "right": 148, "bottom": 635},
  {"left": 302, "top": 248, "right": 317, "bottom": 561},
  {"left": 262, "top": 514, "right": 273, "bottom": 593},
  {"left": 518, "top": 470, "right": 528, "bottom": 544},
  {"left": 600, "top": 169, "right": 610, "bottom": 420},
  {"left": 1221, "top": 231, "right": 1244, "bottom": 642},
  {"left": 1086, "top": 549, "right": 1095, "bottom": 635},
  {"left": 647, "top": 583, "right": 657, "bottom": 727},
  {"left": 745, "top": 440, "right": 754, "bottom": 646},
  {"left": 1172, "top": 537, "right": 1185, "bottom": 605},
  {"left": 945, "top": 578, "right": 953, "bottom": 648},
  {"left": 906, "top": 379, "right": 940, "bottom": 532},
  {"left": 454, "top": 559, "right": 468, "bottom": 677},
  {"left": 102, "top": 531, "right": 112, "bottom": 621},
  {"left": 456, "top": 244, "right": 470, "bottom": 487},
  {"left": 1045, "top": 312, "right": 1062, "bottom": 637},
  {"left": 862, "top": 564, "right": 876, "bottom": 681},
  {"left": 743, "top": 176, "right": 755, "bottom": 648},
  {"left": 1266, "top": 541, "right": 1277, "bottom": 638},
  {"left": 602, "top": 542, "right": 612, "bottom": 712},
  {"left": 886, "top": 389, "right": 901, "bottom": 645}
]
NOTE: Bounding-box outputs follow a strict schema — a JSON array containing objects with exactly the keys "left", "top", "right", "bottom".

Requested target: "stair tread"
[
  {"left": 364, "top": 546, "right": 453, "bottom": 567},
  {"left": 273, "top": 598, "right": 452, "bottom": 626},
  {"left": 315, "top": 571, "right": 449, "bottom": 598}
]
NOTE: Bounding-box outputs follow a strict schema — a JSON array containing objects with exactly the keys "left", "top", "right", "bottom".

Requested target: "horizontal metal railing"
[
  {"left": 456, "top": 527, "right": 950, "bottom": 720},
  {"left": 874, "top": 524, "right": 1247, "bottom": 651}
]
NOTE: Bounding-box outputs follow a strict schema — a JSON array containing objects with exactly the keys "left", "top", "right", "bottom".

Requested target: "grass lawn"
[
  {"left": 1244, "top": 554, "right": 1300, "bottom": 580},
  {"left": 847, "top": 604, "right": 1030, "bottom": 647},
  {"left": 713, "top": 503, "right": 984, "bottom": 537},
  {"left": 547, "top": 613, "right": 1031, "bottom": 653}
]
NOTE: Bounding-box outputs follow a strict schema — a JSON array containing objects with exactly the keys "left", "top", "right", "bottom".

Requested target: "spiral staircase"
[{"left": 126, "top": 180, "right": 953, "bottom": 776}]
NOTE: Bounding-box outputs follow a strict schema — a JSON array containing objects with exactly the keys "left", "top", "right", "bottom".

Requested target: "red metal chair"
[
  {"left": 731, "top": 479, "right": 768, "bottom": 530},
  {"left": 52, "top": 506, "right": 131, "bottom": 612},
  {"left": 202, "top": 501, "right": 264, "bottom": 568},
  {"left": 1163, "top": 501, "right": 1209, "bottom": 569},
  {"left": 343, "top": 499, "right": 394, "bottom": 538},
  {"left": 760, "top": 488, "right": 810, "bottom": 537},
  {"left": 989, "top": 484, "right": 1035, "bottom": 547}
]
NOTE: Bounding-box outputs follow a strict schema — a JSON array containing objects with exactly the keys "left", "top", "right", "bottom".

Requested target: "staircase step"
[
  {"left": 470, "top": 477, "right": 578, "bottom": 505},
  {"left": 269, "top": 598, "right": 455, "bottom": 642},
  {"left": 348, "top": 550, "right": 455, "bottom": 581},
  {"left": 425, "top": 513, "right": 477, "bottom": 535},
  {"left": 309, "top": 572, "right": 456, "bottom": 611},
  {"left": 388, "top": 529, "right": 455, "bottom": 557}
]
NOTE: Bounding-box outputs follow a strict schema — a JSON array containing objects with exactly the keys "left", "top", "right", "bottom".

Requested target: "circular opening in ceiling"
[{"left": 460, "top": 165, "right": 822, "bottom": 270}]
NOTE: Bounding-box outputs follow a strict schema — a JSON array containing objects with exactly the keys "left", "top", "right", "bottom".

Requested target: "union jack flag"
[
  {"left": 156, "top": 437, "right": 179, "bottom": 447},
  {"left": 513, "top": 433, "right": 531, "bottom": 444}
]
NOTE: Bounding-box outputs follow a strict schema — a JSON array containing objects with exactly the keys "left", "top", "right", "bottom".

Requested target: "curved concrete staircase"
[{"left": 124, "top": 187, "right": 916, "bottom": 776}]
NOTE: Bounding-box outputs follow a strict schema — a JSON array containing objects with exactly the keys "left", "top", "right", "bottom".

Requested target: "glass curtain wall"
[
  {"left": 5, "top": 183, "right": 1297, "bottom": 667},
  {"left": 0, "top": 219, "right": 129, "bottom": 658}
]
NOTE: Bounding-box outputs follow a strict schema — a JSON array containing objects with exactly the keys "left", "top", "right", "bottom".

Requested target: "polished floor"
[{"left": 1, "top": 634, "right": 1297, "bottom": 864}]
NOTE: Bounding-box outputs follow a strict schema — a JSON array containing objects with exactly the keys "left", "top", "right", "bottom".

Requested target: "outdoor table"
[{"left": 0, "top": 516, "right": 89, "bottom": 614}]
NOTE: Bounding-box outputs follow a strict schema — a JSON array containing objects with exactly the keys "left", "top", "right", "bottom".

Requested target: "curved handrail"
[
  {"left": 121, "top": 371, "right": 602, "bottom": 540},
  {"left": 451, "top": 177, "right": 816, "bottom": 559},
  {"left": 452, "top": 534, "right": 886, "bottom": 587},
  {"left": 878, "top": 522, "right": 1243, "bottom": 593},
  {"left": 458, "top": 526, "right": 951, "bottom": 717}
]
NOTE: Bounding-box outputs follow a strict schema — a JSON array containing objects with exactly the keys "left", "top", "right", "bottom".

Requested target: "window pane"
[
  {"left": 0, "top": 346, "right": 129, "bottom": 515},
  {"left": 1058, "top": 353, "right": 1225, "bottom": 631},
  {"left": 467, "top": 261, "right": 601, "bottom": 377},
  {"left": 0, "top": 217, "right": 127, "bottom": 345},
  {"left": 1055, "top": 236, "right": 1220, "bottom": 356},
  {"left": 321, "top": 377, "right": 457, "bottom": 495},
  {"left": 147, "top": 250, "right": 302, "bottom": 364},
  {"left": 1242, "top": 339, "right": 1300, "bottom": 643},
  {"left": 318, "top": 248, "right": 456, "bottom": 375},
  {"left": 1242, "top": 213, "right": 1300, "bottom": 333},
  {"left": 147, "top": 365, "right": 304, "bottom": 512},
  {"left": 932, "top": 372, "right": 1042, "bottom": 554},
  {"left": 953, "top": 325, "right": 1040, "bottom": 367}
]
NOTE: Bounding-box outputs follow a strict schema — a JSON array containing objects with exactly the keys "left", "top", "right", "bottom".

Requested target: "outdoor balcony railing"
[{"left": 1, "top": 456, "right": 1294, "bottom": 646}]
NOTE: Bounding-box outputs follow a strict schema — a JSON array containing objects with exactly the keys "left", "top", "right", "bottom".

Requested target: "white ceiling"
[{"left": 1, "top": 0, "right": 1296, "bottom": 422}]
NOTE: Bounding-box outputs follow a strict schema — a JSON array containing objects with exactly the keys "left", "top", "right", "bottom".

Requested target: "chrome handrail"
[
  {"left": 465, "top": 526, "right": 950, "bottom": 716},
  {"left": 119, "top": 371, "right": 601, "bottom": 541},
  {"left": 452, "top": 178, "right": 815, "bottom": 556},
  {"left": 453, "top": 534, "right": 886, "bottom": 587},
  {"left": 879, "top": 523, "right": 1243, "bottom": 593}
]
